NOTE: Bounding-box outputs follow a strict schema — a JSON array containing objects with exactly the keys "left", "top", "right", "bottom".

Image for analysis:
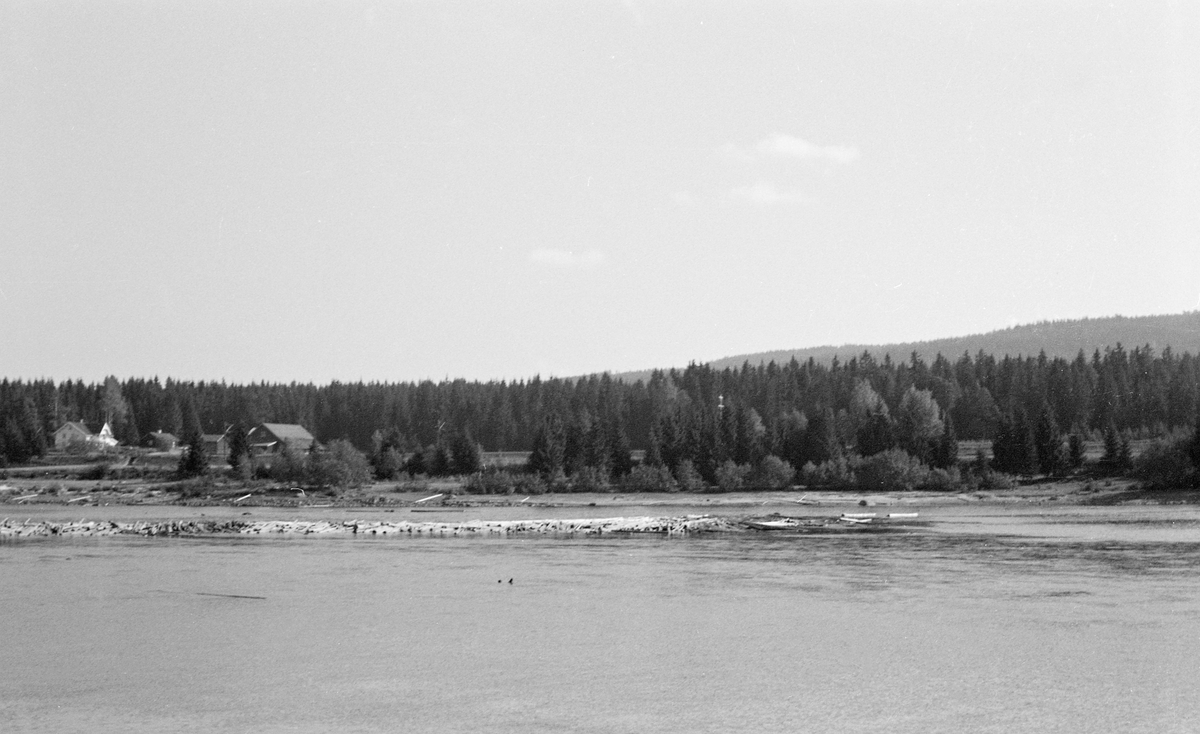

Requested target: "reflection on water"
[{"left": 3, "top": 508, "right": 1200, "bottom": 733}]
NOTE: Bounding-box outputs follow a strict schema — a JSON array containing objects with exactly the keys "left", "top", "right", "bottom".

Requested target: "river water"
[{"left": 3, "top": 505, "right": 1200, "bottom": 732}]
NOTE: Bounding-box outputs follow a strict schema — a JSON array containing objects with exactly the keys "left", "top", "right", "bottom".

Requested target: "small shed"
[
  {"left": 145, "top": 431, "right": 180, "bottom": 451},
  {"left": 203, "top": 432, "right": 230, "bottom": 459}
]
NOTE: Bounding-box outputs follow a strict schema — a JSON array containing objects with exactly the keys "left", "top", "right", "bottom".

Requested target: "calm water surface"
[{"left": 3, "top": 506, "right": 1200, "bottom": 733}]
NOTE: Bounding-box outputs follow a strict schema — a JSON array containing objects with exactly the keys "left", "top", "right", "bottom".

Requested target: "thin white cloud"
[
  {"left": 528, "top": 248, "right": 606, "bottom": 268},
  {"left": 720, "top": 134, "right": 861, "bottom": 165},
  {"left": 756, "top": 134, "right": 860, "bottom": 163},
  {"left": 727, "top": 182, "right": 811, "bottom": 206}
]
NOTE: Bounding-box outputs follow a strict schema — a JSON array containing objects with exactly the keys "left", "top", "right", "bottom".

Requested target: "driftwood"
[{"left": 0, "top": 515, "right": 738, "bottom": 539}]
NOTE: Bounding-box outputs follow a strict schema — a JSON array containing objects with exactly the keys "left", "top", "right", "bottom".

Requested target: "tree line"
[{"left": 2, "top": 344, "right": 1199, "bottom": 481}]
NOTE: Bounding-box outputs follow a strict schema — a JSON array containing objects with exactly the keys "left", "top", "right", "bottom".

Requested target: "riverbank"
[
  {"left": 4, "top": 479, "right": 1188, "bottom": 540},
  {"left": 0, "top": 475, "right": 1184, "bottom": 512}
]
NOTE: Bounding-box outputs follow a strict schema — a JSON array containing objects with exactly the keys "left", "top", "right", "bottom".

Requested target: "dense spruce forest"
[{"left": 2, "top": 344, "right": 1199, "bottom": 485}]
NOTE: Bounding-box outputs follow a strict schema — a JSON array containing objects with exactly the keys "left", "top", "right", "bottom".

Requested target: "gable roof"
[
  {"left": 256, "top": 423, "right": 315, "bottom": 442},
  {"left": 56, "top": 421, "right": 93, "bottom": 436}
]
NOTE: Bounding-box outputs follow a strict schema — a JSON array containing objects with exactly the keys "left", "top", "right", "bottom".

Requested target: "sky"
[{"left": 3, "top": 1, "right": 1198, "bottom": 384}]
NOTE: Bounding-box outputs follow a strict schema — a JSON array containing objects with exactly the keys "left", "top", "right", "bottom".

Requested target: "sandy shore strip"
[{"left": 0, "top": 515, "right": 742, "bottom": 539}]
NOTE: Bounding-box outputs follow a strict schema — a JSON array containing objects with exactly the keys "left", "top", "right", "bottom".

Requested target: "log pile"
[{"left": 0, "top": 515, "right": 738, "bottom": 539}]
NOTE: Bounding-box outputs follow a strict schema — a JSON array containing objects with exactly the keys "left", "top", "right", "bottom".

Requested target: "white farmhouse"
[{"left": 53, "top": 421, "right": 119, "bottom": 451}]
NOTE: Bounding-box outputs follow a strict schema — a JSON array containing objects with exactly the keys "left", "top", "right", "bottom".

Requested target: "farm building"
[
  {"left": 54, "top": 421, "right": 119, "bottom": 451},
  {"left": 246, "top": 423, "right": 316, "bottom": 455},
  {"left": 145, "top": 431, "right": 180, "bottom": 451},
  {"left": 94, "top": 422, "right": 118, "bottom": 448},
  {"left": 54, "top": 422, "right": 92, "bottom": 450},
  {"left": 203, "top": 432, "right": 230, "bottom": 459}
]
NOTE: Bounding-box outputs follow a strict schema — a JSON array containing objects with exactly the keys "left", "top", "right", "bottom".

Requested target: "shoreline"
[
  {"left": 0, "top": 476, "right": 1186, "bottom": 512},
  {"left": 5, "top": 477, "right": 1198, "bottom": 542}
]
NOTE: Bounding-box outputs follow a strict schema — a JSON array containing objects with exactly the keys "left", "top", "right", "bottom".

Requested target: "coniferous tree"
[
  {"left": 1017, "top": 409, "right": 1039, "bottom": 475},
  {"left": 659, "top": 411, "right": 683, "bottom": 469},
  {"left": 227, "top": 424, "right": 250, "bottom": 470},
  {"left": 804, "top": 409, "right": 841, "bottom": 466},
  {"left": 1189, "top": 416, "right": 1200, "bottom": 471},
  {"left": 1117, "top": 433, "right": 1133, "bottom": 472},
  {"left": 180, "top": 396, "right": 202, "bottom": 439},
  {"left": 177, "top": 430, "right": 209, "bottom": 477},
  {"left": 430, "top": 442, "right": 453, "bottom": 476},
  {"left": 450, "top": 429, "right": 483, "bottom": 475},
  {"left": 527, "top": 418, "right": 565, "bottom": 479},
  {"left": 991, "top": 414, "right": 1015, "bottom": 473},
  {"left": 562, "top": 414, "right": 585, "bottom": 476},
  {"left": 164, "top": 397, "right": 185, "bottom": 437},
  {"left": 608, "top": 422, "right": 634, "bottom": 478},
  {"left": 931, "top": 414, "right": 958, "bottom": 469},
  {"left": 720, "top": 403, "right": 739, "bottom": 464},
  {"left": 992, "top": 409, "right": 1036, "bottom": 475},
  {"left": 1099, "top": 423, "right": 1131, "bottom": 475},
  {"left": 405, "top": 446, "right": 428, "bottom": 476},
  {"left": 694, "top": 406, "right": 723, "bottom": 483},
  {"left": 583, "top": 419, "right": 610, "bottom": 475},
  {"left": 645, "top": 422, "right": 665, "bottom": 467},
  {"left": 0, "top": 416, "right": 29, "bottom": 464},
  {"left": 1034, "top": 405, "right": 1063, "bottom": 476},
  {"left": 15, "top": 399, "right": 46, "bottom": 462}
]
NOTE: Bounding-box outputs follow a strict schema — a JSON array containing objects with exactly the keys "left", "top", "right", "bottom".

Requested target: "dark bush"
[
  {"left": 673, "top": 460, "right": 706, "bottom": 492},
  {"left": 569, "top": 466, "right": 612, "bottom": 493},
  {"left": 800, "top": 456, "right": 856, "bottom": 488},
  {"left": 464, "top": 469, "right": 516, "bottom": 495},
  {"left": 713, "top": 460, "right": 751, "bottom": 492},
  {"left": 80, "top": 462, "right": 111, "bottom": 481},
  {"left": 752, "top": 455, "right": 796, "bottom": 490},
  {"left": 1133, "top": 436, "right": 1195, "bottom": 489},
  {"left": 306, "top": 440, "right": 372, "bottom": 489},
  {"left": 512, "top": 473, "right": 548, "bottom": 496},
  {"left": 855, "top": 449, "right": 928, "bottom": 491},
  {"left": 620, "top": 464, "right": 679, "bottom": 493}
]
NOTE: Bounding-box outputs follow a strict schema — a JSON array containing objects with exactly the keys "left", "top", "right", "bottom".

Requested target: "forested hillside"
[
  {"left": 2, "top": 344, "right": 1198, "bottom": 482},
  {"left": 615, "top": 312, "right": 1200, "bottom": 384}
]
